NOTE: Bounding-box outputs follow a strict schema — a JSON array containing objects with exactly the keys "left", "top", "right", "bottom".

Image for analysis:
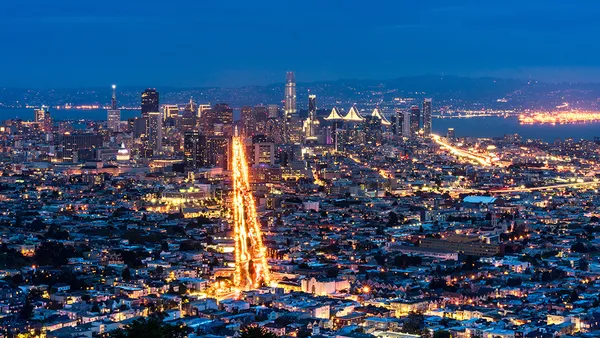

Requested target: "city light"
[
  {"left": 519, "top": 110, "right": 600, "bottom": 125},
  {"left": 231, "top": 133, "right": 271, "bottom": 289}
]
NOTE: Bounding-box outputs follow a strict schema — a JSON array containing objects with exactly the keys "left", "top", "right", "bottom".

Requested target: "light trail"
[
  {"left": 432, "top": 134, "right": 497, "bottom": 167},
  {"left": 232, "top": 132, "right": 271, "bottom": 289}
]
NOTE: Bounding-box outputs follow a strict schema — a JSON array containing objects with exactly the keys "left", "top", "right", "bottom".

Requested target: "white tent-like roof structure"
[
  {"left": 343, "top": 106, "right": 365, "bottom": 122},
  {"left": 324, "top": 107, "right": 344, "bottom": 121},
  {"left": 371, "top": 108, "right": 391, "bottom": 126}
]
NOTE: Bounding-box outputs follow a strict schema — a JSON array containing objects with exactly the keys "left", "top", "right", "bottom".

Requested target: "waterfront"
[
  {"left": 433, "top": 116, "right": 600, "bottom": 142},
  {"left": 2, "top": 108, "right": 600, "bottom": 142}
]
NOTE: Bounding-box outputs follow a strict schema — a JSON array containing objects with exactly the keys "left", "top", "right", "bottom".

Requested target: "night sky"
[{"left": 2, "top": 0, "right": 600, "bottom": 87}]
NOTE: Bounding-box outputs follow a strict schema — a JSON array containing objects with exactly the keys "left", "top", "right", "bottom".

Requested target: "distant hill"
[{"left": 2, "top": 75, "right": 599, "bottom": 111}]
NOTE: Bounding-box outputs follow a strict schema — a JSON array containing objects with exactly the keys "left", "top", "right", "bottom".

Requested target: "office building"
[
  {"left": 147, "top": 111, "right": 162, "bottom": 155},
  {"left": 181, "top": 98, "right": 198, "bottom": 133},
  {"left": 163, "top": 105, "right": 179, "bottom": 121},
  {"left": 55, "top": 133, "right": 103, "bottom": 162},
  {"left": 203, "top": 103, "right": 233, "bottom": 137},
  {"left": 422, "top": 98, "right": 432, "bottom": 136},
  {"left": 35, "top": 106, "right": 52, "bottom": 132},
  {"left": 267, "top": 104, "right": 279, "bottom": 119},
  {"left": 447, "top": 128, "right": 456, "bottom": 139},
  {"left": 107, "top": 85, "right": 121, "bottom": 132},
  {"left": 402, "top": 111, "right": 411, "bottom": 137},
  {"left": 205, "top": 136, "right": 230, "bottom": 169},
  {"left": 252, "top": 135, "right": 275, "bottom": 166},
  {"left": 241, "top": 106, "right": 253, "bottom": 135},
  {"left": 141, "top": 89, "right": 159, "bottom": 118},
  {"left": 184, "top": 131, "right": 206, "bottom": 170},
  {"left": 198, "top": 104, "right": 211, "bottom": 118},
  {"left": 410, "top": 105, "right": 420, "bottom": 136}
]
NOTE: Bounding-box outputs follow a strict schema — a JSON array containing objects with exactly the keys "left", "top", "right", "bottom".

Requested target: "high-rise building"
[
  {"left": 304, "top": 94, "right": 319, "bottom": 142},
  {"left": 141, "top": 89, "right": 159, "bottom": 118},
  {"left": 163, "top": 105, "right": 179, "bottom": 121},
  {"left": 203, "top": 103, "right": 233, "bottom": 136},
  {"left": 34, "top": 106, "right": 52, "bottom": 132},
  {"left": 284, "top": 72, "right": 297, "bottom": 143},
  {"left": 197, "top": 104, "right": 211, "bottom": 118},
  {"left": 184, "top": 131, "right": 206, "bottom": 170},
  {"left": 147, "top": 111, "right": 162, "bottom": 155},
  {"left": 252, "top": 135, "right": 275, "bottom": 166},
  {"left": 107, "top": 85, "right": 121, "bottom": 132},
  {"left": 422, "top": 98, "right": 433, "bottom": 136},
  {"left": 447, "top": 128, "right": 456, "bottom": 139},
  {"left": 284, "top": 71, "right": 297, "bottom": 116},
  {"left": 181, "top": 97, "right": 198, "bottom": 133},
  {"left": 205, "top": 136, "right": 230, "bottom": 169},
  {"left": 410, "top": 105, "right": 421, "bottom": 136},
  {"left": 241, "top": 106, "right": 253, "bottom": 135},
  {"left": 267, "top": 104, "right": 279, "bottom": 119},
  {"left": 308, "top": 94, "right": 316, "bottom": 114},
  {"left": 402, "top": 111, "right": 411, "bottom": 137}
]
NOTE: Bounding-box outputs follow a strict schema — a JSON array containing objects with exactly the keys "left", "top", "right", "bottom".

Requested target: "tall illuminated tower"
[
  {"left": 284, "top": 71, "right": 297, "bottom": 115},
  {"left": 283, "top": 72, "right": 297, "bottom": 143},
  {"left": 422, "top": 98, "right": 433, "bottom": 136},
  {"left": 107, "top": 85, "right": 121, "bottom": 131}
]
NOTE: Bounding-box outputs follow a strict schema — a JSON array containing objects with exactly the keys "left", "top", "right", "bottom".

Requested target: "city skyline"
[{"left": 3, "top": 1, "right": 600, "bottom": 87}]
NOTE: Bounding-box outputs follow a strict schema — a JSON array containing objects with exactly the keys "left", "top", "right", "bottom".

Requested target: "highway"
[{"left": 431, "top": 134, "right": 498, "bottom": 167}]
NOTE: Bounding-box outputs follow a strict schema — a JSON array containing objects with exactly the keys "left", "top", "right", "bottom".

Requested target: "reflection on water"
[{"left": 433, "top": 116, "right": 600, "bottom": 142}]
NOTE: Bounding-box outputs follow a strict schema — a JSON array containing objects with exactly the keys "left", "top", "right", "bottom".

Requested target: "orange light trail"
[
  {"left": 432, "top": 134, "right": 497, "bottom": 167},
  {"left": 232, "top": 133, "right": 271, "bottom": 289}
]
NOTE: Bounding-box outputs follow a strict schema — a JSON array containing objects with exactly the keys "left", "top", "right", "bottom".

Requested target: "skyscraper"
[
  {"left": 34, "top": 106, "right": 52, "bottom": 132},
  {"left": 422, "top": 98, "right": 433, "bottom": 136},
  {"left": 284, "top": 72, "right": 297, "bottom": 143},
  {"left": 107, "top": 85, "right": 121, "bottom": 132},
  {"left": 284, "top": 71, "right": 297, "bottom": 116},
  {"left": 147, "top": 111, "right": 162, "bottom": 155},
  {"left": 410, "top": 105, "right": 421, "bottom": 136},
  {"left": 214, "top": 103, "right": 234, "bottom": 136},
  {"left": 304, "top": 94, "right": 319, "bottom": 142},
  {"left": 163, "top": 105, "right": 179, "bottom": 121},
  {"left": 308, "top": 94, "right": 316, "bottom": 114},
  {"left": 402, "top": 111, "right": 411, "bottom": 137},
  {"left": 184, "top": 131, "right": 206, "bottom": 170},
  {"left": 181, "top": 97, "right": 198, "bottom": 133},
  {"left": 141, "top": 89, "right": 159, "bottom": 118},
  {"left": 205, "top": 136, "right": 230, "bottom": 169},
  {"left": 267, "top": 104, "right": 279, "bottom": 119}
]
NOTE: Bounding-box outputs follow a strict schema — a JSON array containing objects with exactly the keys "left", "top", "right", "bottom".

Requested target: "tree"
[
  {"left": 387, "top": 211, "right": 399, "bottom": 227},
  {"left": 122, "top": 268, "right": 132, "bottom": 281},
  {"left": 402, "top": 312, "right": 424, "bottom": 334},
  {"left": 19, "top": 300, "right": 34, "bottom": 320},
  {"left": 240, "top": 325, "right": 279, "bottom": 338},
  {"left": 110, "top": 315, "right": 188, "bottom": 338}
]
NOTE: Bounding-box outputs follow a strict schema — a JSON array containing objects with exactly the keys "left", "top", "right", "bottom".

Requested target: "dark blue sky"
[{"left": 2, "top": 0, "right": 600, "bottom": 87}]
